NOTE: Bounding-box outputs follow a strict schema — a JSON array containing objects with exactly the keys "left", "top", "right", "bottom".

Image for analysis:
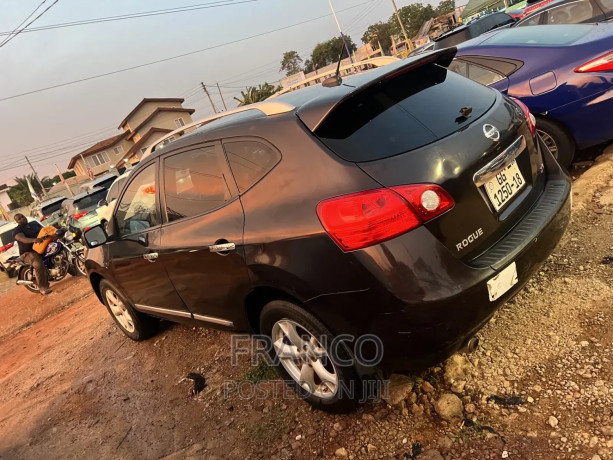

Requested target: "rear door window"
[
  {"left": 115, "top": 164, "right": 160, "bottom": 236},
  {"left": 163, "top": 144, "right": 233, "bottom": 222},
  {"left": 223, "top": 140, "right": 281, "bottom": 193},
  {"left": 314, "top": 64, "right": 496, "bottom": 162}
]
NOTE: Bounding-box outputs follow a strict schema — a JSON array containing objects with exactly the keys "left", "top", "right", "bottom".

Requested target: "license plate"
[
  {"left": 487, "top": 262, "right": 518, "bottom": 301},
  {"left": 484, "top": 160, "right": 525, "bottom": 212}
]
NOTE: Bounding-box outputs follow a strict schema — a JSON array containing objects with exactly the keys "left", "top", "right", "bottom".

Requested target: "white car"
[{"left": 0, "top": 218, "right": 42, "bottom": 277}]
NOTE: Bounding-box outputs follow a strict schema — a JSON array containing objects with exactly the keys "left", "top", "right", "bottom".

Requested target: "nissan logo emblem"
[{"left": 483, "top": 124, "right": 500, "bottom": 141}]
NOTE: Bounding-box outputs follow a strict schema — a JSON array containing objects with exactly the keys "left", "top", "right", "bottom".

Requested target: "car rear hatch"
[{"left": 304, "top": 50, "right": 546, "bottom": 262}]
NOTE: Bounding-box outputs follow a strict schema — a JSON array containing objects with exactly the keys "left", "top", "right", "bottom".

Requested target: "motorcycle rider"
[{"left": 13, "top": 213, "right": 51, "bottom": 295}]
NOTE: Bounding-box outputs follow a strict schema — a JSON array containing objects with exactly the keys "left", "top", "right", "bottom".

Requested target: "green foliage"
[
  {"left": 361, "top": 21, "right": 393, "bottom": 54},
  {"left": 280, "top": 50, "right": 303, "bottom": 77},
  {"left": 303, "top": 59, "right": 314, "bottom": 73},
  {"left": 436, "top": 0, "right": 456, "bottom": 15},
  {"left": 389, "top": 2, "right": 436, "bottom": 38},
  {"left": 244, "top": 361, "right": 278, "bottom": 383},
  {"left": 8, "top": 174, "right": 41, "bottom": 206},
  {"left": 310, "top": 35, "right": 357, "bottom": 69},
  {"left": 233, "top": 82, "right": 282, "bottom": 106}
]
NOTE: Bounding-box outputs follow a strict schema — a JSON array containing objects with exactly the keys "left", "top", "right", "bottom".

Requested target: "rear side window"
[
  {"left": 545, "top": 0, "right": 595, "bottom": 23},
  {"left": 315, "top": 65, "right": 496, "bottom": 162},
  {"left": 163, "top": 145, "right": 232, "bottom": 222},
  {"left": 223, "top": 140, "right": 281, "bottom": 193}
]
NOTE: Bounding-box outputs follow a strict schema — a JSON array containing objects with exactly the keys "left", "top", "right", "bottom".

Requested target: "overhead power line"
[
  {"left": 0, "top": 0, "right": 47, "bottom": 47},
  {"left": 0, "top": 1, "right": 371, "bottom": 103},
  {"left": 0, "top": 0, "right": 60, "bottom": 49},
  {"left": 0, "top": 0, "right": 256, "bottom": 37}
]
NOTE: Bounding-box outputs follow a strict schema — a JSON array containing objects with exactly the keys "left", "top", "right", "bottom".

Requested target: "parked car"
[
  {"left": 409, "top": 12, "right": 514, "bottom": 55},
  {"left": 82, "top": 49, "right": 571, "bottom": 412},
  {"left": 513, "top": 0, "right": 613, "bottom": 25},
  {"left": 96, "top": 171, "right": 131, "bottom": 228},
  {"left": 78, "top": 172, "right": 119, "bottom": 194},
  {"left": 60, "top": 187, "right": 107, "bottom": 233},
  {"left": 0, "top": 218, "right": 42, "bottom": 277},
  {"left": 451, "top": 23, "right": 613, "bottom": 166},
  {"left": 507, "top": 0, "right": 556, "bottom": 19},
  {"left": 30, "top": 196, "right": 67, "bottom": 227}
]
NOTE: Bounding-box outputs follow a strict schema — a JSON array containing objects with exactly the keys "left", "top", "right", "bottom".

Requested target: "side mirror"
[
  {"left": 98, "top": 199, "right": 108, "bottom": 207},
  {"left": 83, "top": 225, "right": 109, "bottom": 249}
]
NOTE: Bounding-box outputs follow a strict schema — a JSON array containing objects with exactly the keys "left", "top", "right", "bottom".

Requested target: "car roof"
[
  {"left": 457, "top": 23, "right": 603, "bottom": 50},
  {"left": 38, "top": 196, "right": 66, "bottom": 206},
  {"left": 0, "top": 218, "right": 40, "bottom": 233}
]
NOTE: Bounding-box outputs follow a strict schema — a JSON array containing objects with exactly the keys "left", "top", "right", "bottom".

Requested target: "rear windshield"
[
  {"left": 41, "top": 200, "right": 64, "bottom": 216},
  {"left": 74, "top": 190, "right": 107, "bottom": 212},
  {"left": 315, "top": 64, "right": 496, "bottom": 162},
  {"left": 485, "top": 25, "right": 591, "bottom": 45}
]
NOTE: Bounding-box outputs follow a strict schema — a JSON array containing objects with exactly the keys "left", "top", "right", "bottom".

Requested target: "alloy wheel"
[
  {"left": 537, "top": 129, "right": 558, "bottom": 159},
  {"left": 105, "top": 290, "right": 135, "bottom": 333},
  {"left": 271, "top": 319, "right": 338, "bottom": 399}
]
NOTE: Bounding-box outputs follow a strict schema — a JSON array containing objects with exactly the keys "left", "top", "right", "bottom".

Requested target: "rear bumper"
[{"left": 306, "top": 137, "right": 571, "bottom": 373}]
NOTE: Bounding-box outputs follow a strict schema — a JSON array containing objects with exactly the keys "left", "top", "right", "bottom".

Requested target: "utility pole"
[
  {"left": 216, "top": 83, "right": 228, "bottom": 111},
  {"left": 55, "top": 164, "right": 74, "bottom": 197},
  {"left": 201, "top": 82, "right": 218, "bottom": 114},
  {"left": 391, "top": 0, "right": 414, "bottom": 52},
  {"left": 328, "top": 0, "right": 354, "bottom": 63},
  {"left": 25, "top": 155, "right": 48, "bottom": 199}
]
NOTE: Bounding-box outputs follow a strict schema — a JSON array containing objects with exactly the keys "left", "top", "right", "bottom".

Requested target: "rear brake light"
[
  {"left": 574, "top": 51, "right": 613, "bottom": 73},
  {"left": 41, "top": 215, "right": 47, "bottom": 221},
  {"left": 83, "top": 226, "right": 92, "bottom": 232},
  {"left": 317, "top": 184, "right": 454, "bottom": 251},
  {"left": 510, "top": 97, "right": 536, "bottom": 137},
  {"left": 72, "top": 211, "right": 88, "bottom": 220},
  {"left": 0, "top": 242, "right": 13, "bottom": 253}
]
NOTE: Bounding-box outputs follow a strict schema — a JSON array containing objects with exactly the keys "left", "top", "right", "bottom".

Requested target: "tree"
[
  {"left": 8, "top": 174, "right": 41, "bottom": 207},
  {"left": 280, "top": 51, "right": 303, "bottom": 77},
  {"left": 436, "top": 0, "right": 456, "bottom": 15},
  {"left": 310, "top": 35, "right": 357, "bottom": 69},
  {"left": 362, "top": 22, "right": 393, "bottom": 55},
  {"left": 234, "top": 83, "right": 282, "bottom": 106},
  {"left": 303, "top": 59, "right": 314, "bottom": 73},
  {"left": 388, "top": 3, "right": 436, "bottom": 38}
]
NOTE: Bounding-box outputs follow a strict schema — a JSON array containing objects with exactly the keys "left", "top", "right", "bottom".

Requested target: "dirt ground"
[{"left": 1, "top": 147, "right": 613, "bottom": 460}]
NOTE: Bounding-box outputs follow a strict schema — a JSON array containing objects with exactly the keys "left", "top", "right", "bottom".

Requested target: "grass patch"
[
  {"left": 243, "top": 360, "right": 279, "bottom": 383},
  {"left": 245, "top": 409, "right": 290, "bottom": 442}
]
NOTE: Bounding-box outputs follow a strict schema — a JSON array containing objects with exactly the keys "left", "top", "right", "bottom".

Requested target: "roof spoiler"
[{"left": 304, "top": 47, "right": 457, "bottom": 132}]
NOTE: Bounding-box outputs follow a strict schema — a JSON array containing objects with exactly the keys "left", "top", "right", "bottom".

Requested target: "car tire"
[
  {"left": 535, "top": 117, "right": 575, "bottom": 168},
  {"left": 260, "top": 300, "right": 361, "bottom": 413},
  {"left": 99, "top": 279, "right": 157, "bottom": 341}
]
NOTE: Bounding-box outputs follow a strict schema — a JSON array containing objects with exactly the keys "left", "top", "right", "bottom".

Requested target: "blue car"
[{"left": 450, "top": 23, "right": 613, "bottom": 166}]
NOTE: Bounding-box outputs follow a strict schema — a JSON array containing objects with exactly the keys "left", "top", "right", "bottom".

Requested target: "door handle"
[
  {"left": 209, "top": 242, "right": 235, "bottom": 253},
  {"left": 143, "top": 252, "right": 159, "bottom": 262}
]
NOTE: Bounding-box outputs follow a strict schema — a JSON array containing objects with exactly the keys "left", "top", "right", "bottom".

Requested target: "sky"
[{"left": 0, "top": 0, "right": 438, "bottom": 186}]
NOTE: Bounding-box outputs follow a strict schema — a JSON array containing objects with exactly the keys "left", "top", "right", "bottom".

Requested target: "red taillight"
[
  {"left": 510, "top": 97, "right": 536, "bottom": 137},
  {"left": 72, "top": 211, "right": 88, "bottom": 220},
  {"left": 41, "top": 215, "right": 47, "bottom": 221},
  {"left": 316, "top": 184, "right": 454, "bottom": 251},
  {"left": 83, "top": 226, "right": 92, "bottom": 232},
  {"left": 575, "top": 51, "right": 613, "bottom": 73},
  {"left": 0, "top": 242, "right": 13, "bottom": 253}
]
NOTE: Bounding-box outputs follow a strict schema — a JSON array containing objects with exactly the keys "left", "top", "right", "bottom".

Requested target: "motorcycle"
[{"left": 10, "top": 227, "right": 86, "bottom": 293}]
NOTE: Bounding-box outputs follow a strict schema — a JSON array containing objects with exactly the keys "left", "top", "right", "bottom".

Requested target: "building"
[
  {"left": 67, "top": 98, "right": 195, "bottom": 176},
  {"left": 0, "top": 184, "right": 12, "bottom": 217}
]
